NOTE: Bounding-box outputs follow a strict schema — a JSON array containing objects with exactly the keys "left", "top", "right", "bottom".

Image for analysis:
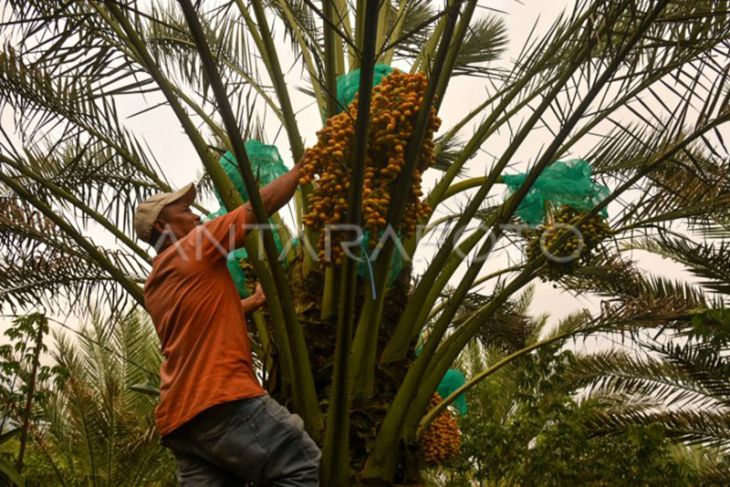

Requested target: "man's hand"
[{"left": 240, "top": 283, "right": 266, "bottom": 315}]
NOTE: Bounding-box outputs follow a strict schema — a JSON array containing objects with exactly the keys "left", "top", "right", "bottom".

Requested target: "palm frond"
[
  {"left": 142, "top": 2, "right": 283, "bottom": 122},
  {"left": 453, "top": 15, "right": 507, "bottom": 76},
  {"left": 571, "top": 350, "right": 723, "bottom": 411},
  {"left": 0, "top": 196, "right": 146, "bottom": 315},
  {"left": 646, "top": 340, "right": 730, "bottom": 408},
  {"left": 451, "top": 288, "right": 537, "bottom": 353},
  {"left": 385, "top": 0, "right": 436, "bottom": 63},
  {"left": 587, "top": 409, "right": 730, "bottom": 450},
  {"left": 266, "top": 0, "right": 323, "bottom": 60},
  {"left": 43, "top": 311, "right": 173, "bottom": 485},
  {"left": 627, "top": 237, "right": 730, "bottom": 296}
]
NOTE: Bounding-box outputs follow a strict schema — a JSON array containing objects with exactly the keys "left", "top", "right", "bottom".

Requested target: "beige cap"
[{"left": 133, "top": 183, "right": 196, "bottom": 243}]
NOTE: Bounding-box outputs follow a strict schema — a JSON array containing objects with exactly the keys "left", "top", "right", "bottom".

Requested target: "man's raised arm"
[
  {"left": 242, "top": 160, "right": 304, "bottom": 222},
  {"left": 194, "top": 161, "right": 304, "bottom": 260}
]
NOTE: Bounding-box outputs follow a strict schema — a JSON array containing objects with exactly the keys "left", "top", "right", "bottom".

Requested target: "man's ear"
[{"left": 152, "top": 219, "right": 166, "bottom": 234}]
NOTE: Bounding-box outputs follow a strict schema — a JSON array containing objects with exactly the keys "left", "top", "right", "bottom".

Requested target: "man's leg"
[
  {"left": 164, "top": 395, "right": 320, "bottom": 486},
  {"left": 201, "top": 395, "right": 320, "bottom": 486},
  {"left": 254, "top": 395, "right": 321, "bottom": 486},
  {"left": 168, "top": 449, "right": 243, "bottom": 487}
]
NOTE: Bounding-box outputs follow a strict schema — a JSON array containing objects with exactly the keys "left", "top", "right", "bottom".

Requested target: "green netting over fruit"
[
  {"left": 415, "top": 335, "right": 468, "bottom": 416},
  {"left": 226, "top": 248, "right": 251, "bottom": 297},
  {"left": 336, "top": 63, "right": 394, "bottom": 112},
  {"left": 436, "top": 368, "right": 468, "bottom": 416},
  {"left": 209, "top": 140, "right": 291, "bottom": 297},
  {"left": 216, "top": 140, "right": 289, "bottom": 206},
  {"left": 356, "top": 230, "right": 405, "bottom": 286},
  {"left": 502, "top": 159, "right": 609, "bottom": 227}
]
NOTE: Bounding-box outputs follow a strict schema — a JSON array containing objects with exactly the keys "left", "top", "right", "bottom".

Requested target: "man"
[{"left": 133, "top": 161, "right": 320, "bottom": 486}]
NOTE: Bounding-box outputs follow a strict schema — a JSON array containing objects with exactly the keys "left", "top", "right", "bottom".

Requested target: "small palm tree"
[{"left": 27, "top": 312, "right": 175, "bottom": 486}]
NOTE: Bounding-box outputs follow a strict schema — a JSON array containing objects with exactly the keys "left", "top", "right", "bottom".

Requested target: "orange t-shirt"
[{"left": 144, "top": 205, "right": 265, "bottom": 436}]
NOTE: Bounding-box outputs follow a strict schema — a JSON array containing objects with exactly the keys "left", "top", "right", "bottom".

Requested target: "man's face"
[{"left": 153, "top": 199, "right": 201, "bottom": 242}]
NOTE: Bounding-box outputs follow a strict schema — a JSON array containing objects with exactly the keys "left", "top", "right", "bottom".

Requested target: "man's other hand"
[{"left": 240, "top": 283, "right": 267, "bottom": 315}]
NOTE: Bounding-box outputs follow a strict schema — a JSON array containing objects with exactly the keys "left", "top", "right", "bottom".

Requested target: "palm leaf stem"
[
  {"left": 352, "top": 0, "right": 366, "bottom": 69},
  {"left": 374, "top": 1, "right": 388, "bottom": 63},
  {"left": 320, "top": 2, "right": 379, "bottom": 484},
  {"left": 432, "top": 90, "right": 499, "bottom": 158},
  {"left": 349, "top": 0, "right": 461, "bottom": 405},
  {"left": 322, "top": 0, "right": 344, "bottom": 93},
  {"left": 409, "top": 224, "right": 492, "bottom": 341},
  {"left": 382, "top": 0, "right": 408, "bottom": 65},
  {"left": 417, "top": 327, "right": 583, "bottom": 438},
  {"left": 317, "top": 0, "right": 341, "bottom": 322},
  {"left": 95, "top": 0, "right": 238, "bottom": 202},
  {"left": 432, "top": 0, "right": 477, "bottom": 111},
  {"left": 332, "top": 0, "right": 352, "bottom": 62},
  {"left": 0, "top": 172, "right": 144, "bottom": 305},
  {"left": 176, "top": 0, "right": 322, "bottom": 436},
  {"left": 320, "top": 267, "right": 336, "bottom": 320},
  {"left": 439, "top": 176, "right": 505, "bottom": 202},
  {"left": 426, "top": 265, "right": 523, "bottom": 323},
  {"left": 170, "top": 84, "right": 229, "bottom": 141},
  {"left": 322, "top": 0, "right": 339, "bottom": 122},
  {"left": 272, "top": 0, "right": 327, "bottom": 120},
  {"left": 0, "top": 155, "right": 151, "bottom": 261},
  {"left": 332, "top": 0, "right": 349, "bottom": 74},
  {"left": 246, "top": 0, "right": 305, "bottom": 161},
  {"left": 244, "top": 0, "right": 314, "bottom": 266}
]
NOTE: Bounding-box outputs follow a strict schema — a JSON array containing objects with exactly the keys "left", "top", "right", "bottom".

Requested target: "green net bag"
[
  {"left": 203, "top": 209, "right": 253, "bottom": 297},
  {"left": 414, "top": 334, "right": 468, "bottom": 416},
  {"left": 436, "top": 368, "right": 468, "bottom": 416},
  {"left": 356, "top": 230, "right": 405, "bottom": 287},
  {"left": 227, "top": 248, "right": 251, "bottom": 297},
  {"left": 216, "top": 140, "right": 289, "bottom": 206},
  {"left": 502, "top": 159, "right": 609, "bottom": 227},
  {"left": 336, "top": 63, "right": 394, "bottom": 113},
  {"left": 210, "top": 140, "right": 291, "bottom": 297}
]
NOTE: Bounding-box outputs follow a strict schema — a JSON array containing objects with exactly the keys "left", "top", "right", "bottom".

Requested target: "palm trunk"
[{"left": 15, "top": 316, "right": 46, "bottom": 474}]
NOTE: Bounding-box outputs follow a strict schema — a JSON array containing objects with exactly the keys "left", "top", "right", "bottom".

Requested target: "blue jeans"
[{"left": 161, "top": 395, "right": 321, "bottom": 486}]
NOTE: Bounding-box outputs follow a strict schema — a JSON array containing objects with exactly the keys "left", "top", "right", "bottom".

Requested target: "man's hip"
[{"left": 162, "top": 395, "right": 320, "bottom": 486}]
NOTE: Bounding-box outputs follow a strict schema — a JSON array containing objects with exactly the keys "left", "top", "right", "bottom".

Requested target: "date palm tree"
[{"left": 1, "top": 0, "right": 729, "bottom": 484}]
